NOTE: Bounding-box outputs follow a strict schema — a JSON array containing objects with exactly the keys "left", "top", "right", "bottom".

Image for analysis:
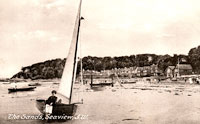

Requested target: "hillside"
[{"left": 12, "top": 45, "right": 200, "bottom": 79}]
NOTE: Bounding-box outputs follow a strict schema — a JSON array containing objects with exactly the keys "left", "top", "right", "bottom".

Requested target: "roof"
[{"left": 176, "top": 64, "right": 192, "bottom": 70}]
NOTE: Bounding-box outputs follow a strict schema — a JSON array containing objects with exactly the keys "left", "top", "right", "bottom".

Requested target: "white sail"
[{"left": 58, "top": 0, "right": 82, "bottom": 104}]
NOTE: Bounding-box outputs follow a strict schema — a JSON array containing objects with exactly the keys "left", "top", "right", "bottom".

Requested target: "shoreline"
[{"left": 0, "top": 80, "right": 200, "bottom": 124}]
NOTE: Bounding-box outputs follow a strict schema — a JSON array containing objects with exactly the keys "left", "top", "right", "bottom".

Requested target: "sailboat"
[
  {"left": 36, "top": 0, "right": 83, "bottom": 117},
  {"left": 8, "top": 86, "right": 36, "bottom": 93},
  {"left": 8, "top": 81, "right": 36, "bottom": 93}
]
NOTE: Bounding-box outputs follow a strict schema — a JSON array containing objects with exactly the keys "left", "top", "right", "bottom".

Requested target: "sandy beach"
[{"left": 0, "top": 80, "right": 200, "bottom": 124}]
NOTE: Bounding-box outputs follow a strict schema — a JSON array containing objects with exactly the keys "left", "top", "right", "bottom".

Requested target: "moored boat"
[
  {"left": 36, "top": 99, "right": 77, "bottom": 116},
  {"left": 28, "top": 82, "right": 41, "bottom": 86},
  {"left": 90, "top": 82, "right": 113, "bottom": 87},
  {"left": 8, "top": 86, "right": 36, "bottom": 93}
]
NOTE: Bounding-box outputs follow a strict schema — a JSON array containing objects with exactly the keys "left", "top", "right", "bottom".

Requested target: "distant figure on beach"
[
  {"left": 196, "top": 77, "right": 200, "bottom": 84},
  {"left": 189, "top": 78, "right": 193, "bottom": 84},
  {"left": 45, "top": 90, "right": 57, "bottom": 114},
  {"left": 184, "top": 78, "right": 187, "bottom": 82}
]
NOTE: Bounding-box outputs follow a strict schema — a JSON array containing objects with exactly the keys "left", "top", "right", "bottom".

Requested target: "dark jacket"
[{"left": 46, "top": 96, "right": 57, "bottom": 106}]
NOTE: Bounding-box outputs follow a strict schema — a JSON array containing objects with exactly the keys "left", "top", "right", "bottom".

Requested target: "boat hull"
[
  {"left": 8, "top": 87, "right": 36, "bottom": 93},
  {"left": 121, "top": 81, "right": 136, "bottom": 84},
  {"left": 28, "top": 83, "right": 41, "bottom": 86},
  {"left": 36, "top": 99, "right": 77, "bottom": 116},
  {"left": 90, "top": 82, "right": 113, "bottom": 87}
]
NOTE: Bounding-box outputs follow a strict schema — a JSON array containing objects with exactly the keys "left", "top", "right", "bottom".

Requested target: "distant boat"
[
  {"left": 90, "top": 75, "right": 113, "bottom": 88},
  {"left": 36, "top": 0, "right": 83, "bottom": 118},
  {"left": 53, "top": 82, "right": 59, "bottom": 85},
  {"left": 28, "top": 82, "right": 41, "bottom": 86},
  {"left": 121, "top": 81, "right": 136, "bottom": 84},
  {"left": 90, "top": 82, "right": 113, "bottom": 87},
  {"left": 8, "top": 86, "right": 36, "bottom": 93},
  {"left": 121, "top": 79, "right": 137, "bottom": 84}
]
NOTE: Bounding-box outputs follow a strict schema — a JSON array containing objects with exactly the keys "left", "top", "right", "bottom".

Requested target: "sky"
[{"left": 0, "top": 0, "right": 200, "bottom": 77}]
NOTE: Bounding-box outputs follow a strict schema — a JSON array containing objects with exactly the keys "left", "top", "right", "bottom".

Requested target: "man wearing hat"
[{"left": 45, "top": 90, "right": 57, "bottom": 115}]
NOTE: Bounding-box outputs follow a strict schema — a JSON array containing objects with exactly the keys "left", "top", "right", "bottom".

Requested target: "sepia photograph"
[{"left": 0, "top": 0, "right": 200, "bottom": 123}]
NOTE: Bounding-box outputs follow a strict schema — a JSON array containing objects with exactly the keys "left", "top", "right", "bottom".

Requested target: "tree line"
[{"left": 11, "top": 45, "right": 200, "bottom": 79}]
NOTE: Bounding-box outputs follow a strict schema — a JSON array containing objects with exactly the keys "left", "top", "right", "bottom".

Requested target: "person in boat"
[{"left": 45, "top": 90, "right": 57, "bottom": 115}]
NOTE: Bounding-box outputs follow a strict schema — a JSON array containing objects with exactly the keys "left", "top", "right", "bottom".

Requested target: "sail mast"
[
  {"left": 58, "top": 0, "right": 83, "bottom": 104},
  {"left": 69, "top": 0, "right": 83, "bottom": 104},
  {"left": 80, "top": 57, "right": 83, "bottom": 85}
]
